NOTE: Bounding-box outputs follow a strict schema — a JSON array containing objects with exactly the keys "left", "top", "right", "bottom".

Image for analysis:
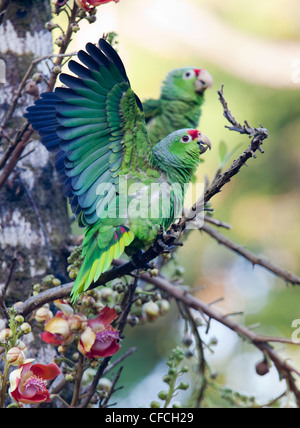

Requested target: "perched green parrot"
[
  {"left": 25, "top": 38, "right": 212, "bottom": 302},
  {"left": 144, "top": 67, "right": 213, "bottom": 146}
]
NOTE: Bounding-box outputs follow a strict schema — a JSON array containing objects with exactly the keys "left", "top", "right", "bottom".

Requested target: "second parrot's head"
[
  {"left": 161, "top": 67, "right": 213, "bottom": 103},
  {"left": 153, "top": 129, "right": 212, "bottom": 181}
]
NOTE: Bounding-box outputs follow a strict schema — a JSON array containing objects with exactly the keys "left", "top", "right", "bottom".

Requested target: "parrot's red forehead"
[
  {"left": 193, "top": 69, "right": 203, "bottom": 76},
  {"left": 187, "top": 129, "right": 199, "bottom": 140}
]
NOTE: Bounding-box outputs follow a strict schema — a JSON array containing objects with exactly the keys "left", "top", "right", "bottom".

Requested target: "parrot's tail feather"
[{"left": 70, "top": 225, "right": 134, "bottom": 303}]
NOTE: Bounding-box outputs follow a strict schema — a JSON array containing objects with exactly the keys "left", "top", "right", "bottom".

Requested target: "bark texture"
[{"left": 0, "top": 0, "right": 71, "bottom": 304}]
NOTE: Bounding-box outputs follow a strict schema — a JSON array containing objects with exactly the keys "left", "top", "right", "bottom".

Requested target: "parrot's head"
[
  {"left": 153, "top": 129, "right": 212, "bottom": 182},
  {"left": 161, "top": 67, "right": 213, "bottom": 103}
]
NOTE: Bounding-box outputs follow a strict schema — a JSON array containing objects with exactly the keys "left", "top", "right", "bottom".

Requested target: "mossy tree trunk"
[{"left": 0, "top": 0, "right": 71, "bottom": 304}]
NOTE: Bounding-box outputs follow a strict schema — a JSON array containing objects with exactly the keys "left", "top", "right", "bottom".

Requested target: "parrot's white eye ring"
[
  {"left": 181, "top": 135, "right": 192, "bottom": 143},
  {"left": 182, "top": 70, "right": 196, "bottom": 80}
]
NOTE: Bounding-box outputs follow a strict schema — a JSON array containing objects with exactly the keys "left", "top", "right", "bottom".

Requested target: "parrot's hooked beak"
[
  {"left": 197, "top": 132, "right": 212, "bottom": 154},
  {"left": 194, "top": 70, "right": 213, "bottom": 94}
]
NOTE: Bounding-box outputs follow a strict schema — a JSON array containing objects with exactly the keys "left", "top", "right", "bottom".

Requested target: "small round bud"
[
  {"left": 33, "top": 283, "right": 41, "bottom": 292},
  {"left": 25, "top": 80, "right": 39, "bottom": 97},
  {"left": 209, "top": 336, "right": 218, "bottom": 346},
  {"left": 150, "top": 268, "right": 159, "bottom": 277},
  {"left": 182, "top": 333, "right": 193, "bottom": 347},
  {"left": 185, "top": 350, "right": 194, "bottom": 359},
  {"left": 89, "top": 7, "right": 97, "bottom": 16},
  {"left": 127, "top": 315, "right": 139, "bottom": 327},
  {"left": 86, "top": 15, "right": 96, "bottom": 23},
  {"left": 6, "top": 347, "right": 25, "bottom": 366},
  {"left": 32, "top": 73, "right": 44, "bottom": 83},
  {"left": 77, "top": 9, "right": 86, "bottom": 18},
  {"left": 143, "top": 301, "right": 160, "bottom": 322},
  {"left": 255, "top": 359, "right": 270, "bottom": 376},
  {"left": 58, "top": 345, "right": 67, "bottom": 354},
  {"left": 100, "top": 287, "right": 113, "bottom": 302},
  {"left": 14, "top": 315, "right": 24, "bottom": 324},
  {"left": 52, "top": 65, "right": 62, "bottom": 75},
  {"left": 81, "top": 296, "right": 95, "bottom": 307},
  {"left": 162, "top": 252, "right": 171, "bottom": 261},
  {"left": 163, "top": 375, "right": 171, "bottom": 384},
  {"left": 173, "top": 347, "right": 185, "bottom": 362},
  {"left": 71, "top": 23, "right": 80, "bottom": 33},
  {"left": 114, "top": 283, "right": 124, "bottom": 293},
  {"left": 35, "top": 307, "right": 53, "bottom": 323},
  {"left": 158, "top": 390, "right": 168, "bottom": 400},
  {"left": 68, "top": 269, "right": 78, "bottom": 280},
  {"left": 54, "top": 36, "right": 64, "bottom": 47},
  {"left": 0, "top": 328, "right": 13, "bottom": 342},
  {"left": 158, "top": 299, "right": 170, "bottom": 316},
  {"left": 65, "top": 373, "right": 74, "bottom": 382},
  {"left": 20, "top": 323, "right": 31, "bottom": 334},
  {"left": 177, "top": 382, "right": 189, "bottom": 391},
  {"left": 150, "top": 401, "right": 160, "bottom": 408},
  {"left": 45, "top": 21, "right": 58, "bottom": 31},
  {"left": 172, "top": 401, "right": 182, "bottom": 408},
  {"left": 72, "top": 352, "right": 80, "bottom": 362},
  {"left": 98, "top": 378, "right": 112, "bottom": 393},
  {"left": 68, "top": 314, "right": 87, "bottom": 332},
  {"left": 113, "top": 305, "right": 122, "bottom": 314},
  {"left": 52, "top": 278, "right": 61, "bottom": 287}
]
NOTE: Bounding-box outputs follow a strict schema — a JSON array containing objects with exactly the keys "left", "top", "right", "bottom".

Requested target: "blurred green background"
[{"left": 60, "top": 0, "right": 300, "bottom": 407}]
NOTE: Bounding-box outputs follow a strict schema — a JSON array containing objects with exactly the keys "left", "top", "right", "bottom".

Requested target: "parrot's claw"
[
  {"left": 154, "top": 227, "right": 183, "bottom": 254},
  {"left": 156, "top": 238, "right": 174, "bottom": 253}
]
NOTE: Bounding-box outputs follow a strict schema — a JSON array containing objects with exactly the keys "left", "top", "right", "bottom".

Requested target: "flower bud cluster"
[
  {"left": 0, "top": 309, "right": 32, "bottom": 368},
  {"left": 67, "top": 246, "right": 83, "bottom": 280},
  {"left": 32, "top": 274, "right": 61, "bottom": 296},
  {"left": 152, "top": 347, "right": 190, "bottom": 409}
]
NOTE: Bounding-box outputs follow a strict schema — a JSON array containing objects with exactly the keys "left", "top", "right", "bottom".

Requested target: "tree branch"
[{"left": 201, "top": 223, "right": 300, "bottom": 285}]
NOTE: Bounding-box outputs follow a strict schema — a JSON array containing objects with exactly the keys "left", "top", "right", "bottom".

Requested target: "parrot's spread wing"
[{"left": 25, "top": 38, "right": 151, "bottom": 226}]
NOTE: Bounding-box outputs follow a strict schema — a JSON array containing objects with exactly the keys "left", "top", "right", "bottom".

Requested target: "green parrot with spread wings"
[{"left": 25, "top": 38, "right": 212, "bottom": 302}]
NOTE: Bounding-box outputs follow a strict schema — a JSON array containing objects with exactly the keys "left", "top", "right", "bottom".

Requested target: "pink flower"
[
  {"left": 78, "top": 306, "right": 120, "bottom": 359},
  {"left": 40, "top": 311, "right": 72, "bottom": 346},
  {"left": 40, "top": 300, "right": 78, "bottom": 346},
  {"left": 9, "top": 360, "right": 60, "bottom": 405},
  {"left": 75, "top": 0, "right": 119, "bottom": 12}
]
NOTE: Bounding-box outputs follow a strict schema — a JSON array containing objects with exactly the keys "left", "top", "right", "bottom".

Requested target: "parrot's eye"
[
  {"left": 181, "top": 135, "right": 192, "bottom": 143},
  {"left": 183, "top": 70, "right": 196, "bottom": 80}
]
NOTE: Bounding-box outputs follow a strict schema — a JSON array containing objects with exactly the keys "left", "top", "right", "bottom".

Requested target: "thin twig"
[
  {"left": 201, "top": 223, "right": 300, "bottom": 285},
  {"left": 70, "top": 353, "right": 85, "bottom": 408},
  {"left": 204, "top": 215, "right": 232, "bottom": 230},
  {"left": 100, "top": 366, "right": 123, "bottom": 408},
  {"left": 0, "top": 52, "right": 76, "bottom": 132}
]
